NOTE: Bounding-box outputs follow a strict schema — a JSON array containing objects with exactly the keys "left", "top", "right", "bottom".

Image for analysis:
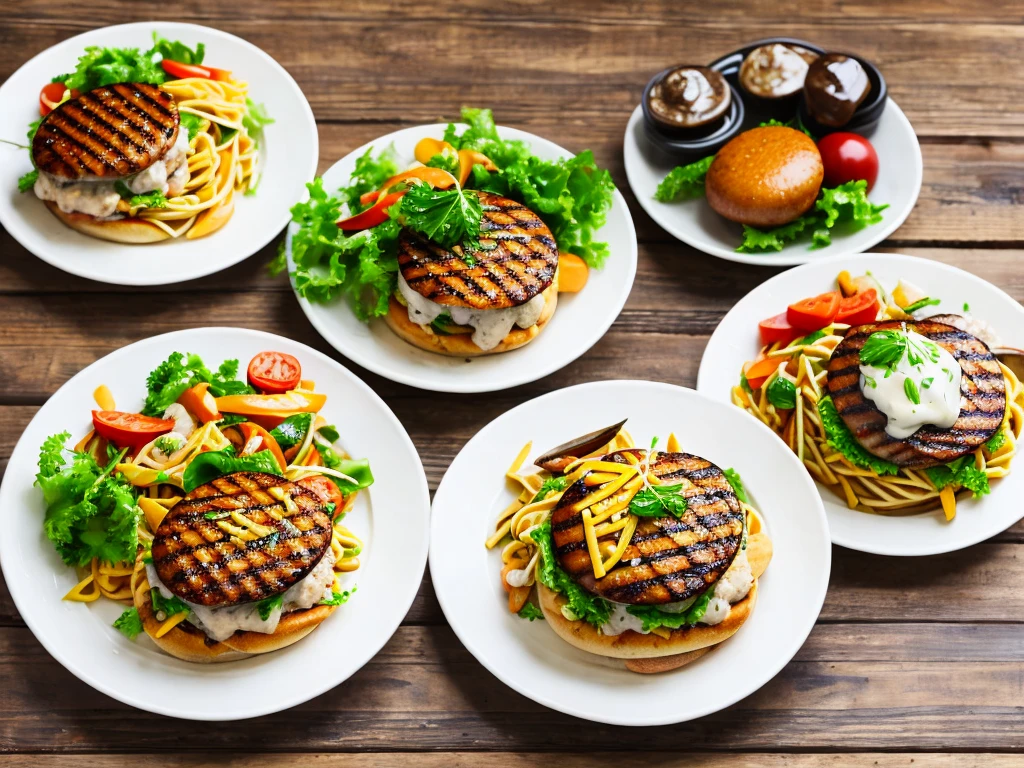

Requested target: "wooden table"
[{"left": 2, "top": 1, "right": 1023, "bottom": 764}]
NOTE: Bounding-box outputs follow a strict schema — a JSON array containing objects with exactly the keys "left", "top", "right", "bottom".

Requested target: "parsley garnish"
[
  {"left": 925, "top": 456, "right": 990, "bottom": 498},
  {"left": 113, "top": 608, "right": 144, "bottom": 640},
  {"left": 155, "top": 434, "right": 184, "bottom": 455},
  {"left": 150, "top": 589, "right": 189, "bottom": 619},
  {"left": 115, "top": 181, "right": 167, "bottom": 209},
  {"left": 517, "top": 603, "right": 545, "bottom": 621},
  {"left": 903, "top": 297, "right": 942, "bottom": 314},
  {"left": 18, "top": 170, "right": 38, "bottom": 193},
  {"left": 904, "top": 377, "right": 921, "bottom": 405},
  {"left": 531, "top": 475, "right": 569, "bottom": 503},
  {"left": 722, "top": 468, "right": 749, "bottom": 504},
  {"left": 397, "top": 182, "right": 483, "bottom": 249},
  {"left": 985, "top": 430, "right": 1007, "bottom": 454},
  {"left": 321, "top": 584, "right": 357, "bottom": 606},
  {"left": 860, "top": 330, "right": 939, "bottom": 372}
]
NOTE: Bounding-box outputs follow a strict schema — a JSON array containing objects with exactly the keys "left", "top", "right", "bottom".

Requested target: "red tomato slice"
[
  {"left": 337, "top": 190, "right": 406, "bottom": 231},
  {"left": 758, "top": 312, "right": 799, "bottom": 346},
  {"left": 160, "top": 59, "right": 212, "bottom": 80},
  {"left": 247, "top": 352, "right": 302, "bottom": 394},
  {"left": 91, "top": 411, "right": 175, "bottom": 448},
  {"left": 39, "top": 82, "right": 78, "bottom": 116},
  {"left": 297, "top": 475, "right": 345, "bottom": 515},
  {"left": 836, "top": 288, "right": 880, "bottom": 326},
  {"left": 787, "top": 291, "right": 841, "bottom": 332},
  {"left": 205, "top": 66, "right": 233, "bottom": 81}
]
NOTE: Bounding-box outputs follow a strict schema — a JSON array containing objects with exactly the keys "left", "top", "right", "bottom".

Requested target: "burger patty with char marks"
[
  {"left": 551, "top": 450, "right": 745, "bottom": 606},
  {"left": 826, "top": 319, "right": 1006, "bottom": 468},
  {"left": 152, "top": 472, "right": 333, "bottom": 607}
]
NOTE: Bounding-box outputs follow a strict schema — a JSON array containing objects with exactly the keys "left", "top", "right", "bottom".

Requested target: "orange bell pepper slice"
[
  {"left": 357, "top": 167, "right": 459, "bottom": 207},
  {"left": 457, "top": 149, "right": 498, "bottom": 187},
  {"left": 177, "top": 382, "right": 222, "bottom": 423},
  {"left": 414, "top": 137, "right": 457, "bottom": 166},
  {"left": 743, "top": 357, "right": 783, "bottom": 390},
  {"left": 237, "top": 422, "right": 288, "bottom": 473},
  {"left": 214, "top": 391, "right": 327, "bottom": 419}
]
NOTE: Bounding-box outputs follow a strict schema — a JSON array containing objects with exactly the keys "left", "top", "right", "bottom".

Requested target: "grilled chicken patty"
[
  {"left": 827, "top": 320, "right": 1006, "bottom": 468},
  {"left": 397, "top": 191, "right": 558, "bottom": 310},
  {"left": 551, "top": 450, "right": 745, "bottom": 606},
  {"left": 32, "top": 82, "right": 179, "bottom": 181},
  {"left": 152, "top": 472, "right": 333, "bottom": 607}
]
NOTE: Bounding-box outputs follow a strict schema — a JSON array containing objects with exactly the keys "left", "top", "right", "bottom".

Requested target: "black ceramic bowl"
[
  {"left": 709, "top": 38, "right": 827, "bottom": 124},
  {"left": 797, "top": 53, "right": 887, "bottom": 138},
  {"left": 640, "top": 66, "right": 746, "bottom": 162}
]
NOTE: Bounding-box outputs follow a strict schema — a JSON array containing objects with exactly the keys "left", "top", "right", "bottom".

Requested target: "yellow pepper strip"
[
  {"left": 594, "top": 516, "right": 630, "bottom": 538},
  {"left": 93, "top": 385, "right": 116, "bottom": 411},
  {"left": 583, "top": 510, "right": 605, "bottom": 579},
  {"left": 506, "top": 441, "right": 532, "bottom": 476},
  {"left": 601, "top": 515, "right": 638, "bottom": 573},
  {"left": 585, "top": 472, "right": 622, "bottom": 486},
  {"left": 588, "top": 476, "right": 644, "bottom": 526},
  {"left": 666, "top": 433, "right": 680, "bottom": 452},
  {"left": 940, "top": 486, "right": 957, "bottom": 521},
  {"left": 570, "top": 466, "right": 638, "bottom": 513},
  {"left": 139, "top": 496, "right": 171, "bottom": 533}
]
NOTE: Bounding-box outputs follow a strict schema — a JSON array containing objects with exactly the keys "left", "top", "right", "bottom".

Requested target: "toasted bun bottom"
[
  {"left": 384, "top": 280, "right": 558, "bottom": 357},
  {"left": 45, "top": 201, "right": 170, "bottom": 244},
  {"left": 133, "top": 577, "right": 336, "bottom": 664},
  {"left": 537, "top": 532, "right": 772, "bottom": 670}
]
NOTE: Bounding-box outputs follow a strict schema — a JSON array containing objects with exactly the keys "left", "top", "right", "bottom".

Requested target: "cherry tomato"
[
  {"left": 787, "top": 291, "right": 841, "bottom": 331},
  {"left": 758, "top": 312, "right": 799, "bottom": 346},
  {"left": 91, "top": 411, "right": 175, "bottom": 448},
  {"left": 818, "top": 132, "right": 879, "bottom": 192},
  {"left": 39, "top": 82, "right": 78, "bottom": 116},
  {"left": 835, "top": 288, "right": 881, "bottom": 326},
  {"left": 297, "top": 475, "right": 345, "bottom": 515},
  {"left": 160, "top": 59, "right": 212, "bottom": 80},
  {"left": 246, "top": 352, "right": 302, "bottom": 394}
]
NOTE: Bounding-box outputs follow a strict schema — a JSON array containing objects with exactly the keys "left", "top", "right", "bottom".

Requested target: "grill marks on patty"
[
  {"left": 151, "top": 472, "right": 332, "bottom": 607},
  {"left": 32, "top": 82, "right": 179, "bottom": 180},
  {"left": 551, "top": 450, "right": 744, "bottom": 606},
  {"left": 827, "top": 320, "right": 1007, "bottom": 468},
  {"left": 398, "top": 191, "right": 558, "bottom": 310}
]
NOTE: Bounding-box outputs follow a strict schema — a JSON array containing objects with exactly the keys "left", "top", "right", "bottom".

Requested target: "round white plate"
[
  {"left": 696, "top": 252, "right": 1024, "bottom": 556},
  {"left": 0, "top": 22, "right": 317, "bottom": 286},
  {"left": 430, "top": 380, "right": 830, "bottom": 725},
  {"left": 286, "top": 124, "right": 638, "bottom": 393},
  {"left": 623, "top": 100, "right": 923, "bottom": 266},
  {"left": 0, "top": 328, "right": 430, "bottom": 719}
]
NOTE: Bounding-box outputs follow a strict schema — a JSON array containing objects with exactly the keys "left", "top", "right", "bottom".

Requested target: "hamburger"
[
  {"left": 386, "top": 191, "right": 559, "bottom": 356},
  {"left": 531, "top": 447, "right": 772, "bottom": 674},
  {"left": 31, "top": 82, "right": 190, "bottom": 243},
  {"left": 134, "top": 471, "right": 339, "bottom": 663}
]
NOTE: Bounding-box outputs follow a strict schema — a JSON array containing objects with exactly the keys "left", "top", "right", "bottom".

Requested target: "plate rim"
[
  {"left": 286, "top": 122, "right": 639, "bottom": 393},
  {"left": 622, "top": 99, "right": 923, "bottom": 266},
  {"left": 695, "top": 251, "right": 1024, "bottom": 556},
  {"left": 0, "top": 21, "right": 318, "bottom": 286},
  {"left": 0, "top": 326, "right": 431, "bottom": 719},
  {"left": 428, "top": 379, "right": 832, "bottom": 725}
]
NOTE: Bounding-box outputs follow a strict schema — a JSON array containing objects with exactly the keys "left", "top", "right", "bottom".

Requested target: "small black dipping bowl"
[
  {"left": 640, "top": 67, "right": 745, "bottom": 162},
  {"left": 798, "top": 53, "right": 887, "bottom": 138}
]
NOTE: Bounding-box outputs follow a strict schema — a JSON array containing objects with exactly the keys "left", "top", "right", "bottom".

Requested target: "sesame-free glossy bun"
[
  {"left": 45, "top": 202, "right": 170, "bottom": 244},
  {"left": 705, "top": 126, "right": 823, "bottom": 228}
]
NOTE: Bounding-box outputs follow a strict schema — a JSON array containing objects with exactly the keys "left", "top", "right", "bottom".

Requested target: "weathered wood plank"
[
  {"left": 1, "top": 19, "right": 1023, "bottom": 138},
  {"left": 2, "top": 624, "right": 1024, "bottom": 751},
  {"left": 3, "top": 754, "right": 1024, "bottom": 767}
]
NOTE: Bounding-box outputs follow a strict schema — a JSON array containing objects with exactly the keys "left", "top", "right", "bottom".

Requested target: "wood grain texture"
[{"left": 1, "top": 0, "right": 1024, "bottom": 760}]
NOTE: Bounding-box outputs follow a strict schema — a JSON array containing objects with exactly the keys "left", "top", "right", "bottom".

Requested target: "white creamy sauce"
[
  {"left": 34, "top": 129, "right": 191, "bottom": 217},
  {"left": 505, "top": 568, "right": 531, "bottom": 588},
  {"left": 145, "top": 548, "right": 336, "bottom": 643},
  {"left": 397, "top": 272, "right": 545, "bottom": 351},
  {"left": 860, "top": 330, "right": 962, "bottom": 440},
  {"left": 597, "top": 550, "right": 754, "bottom": 634}
]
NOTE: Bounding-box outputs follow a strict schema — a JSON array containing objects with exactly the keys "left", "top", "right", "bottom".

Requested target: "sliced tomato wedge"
[
  {"left": 237, "top": 422, "right": 288, "bottom": 474},
  {"left": 297, "top": 475, "right": 345, "bottom": 515},
  {"left": 835, "top": 288, "right": 880, "bottom": 326},
  {"left": 787, "top": 291, "right": 841, "bottom": 331},
  {"left": 39, "top": 82, "right": 78, "bottom": 116},
  {"left": 758, "top": 312, "right": 799, "bottom": 346},
  {"left": 337, "top": 190, "right": 407, "bottom": 231},
  {"left": 247, "top": 351, "right": 302, "bottom": 394},
  {"left": 160, "top": 59, "right": 212, "bottom": 80},
  {"left": 744, "top": 357, "right": 782, "bottom": 390},
  {"left": 91, "top": 411, "right": 175, "bottom": 448},
  {"left": 205, "top": 66, "right": 233, "bottom": 81}
]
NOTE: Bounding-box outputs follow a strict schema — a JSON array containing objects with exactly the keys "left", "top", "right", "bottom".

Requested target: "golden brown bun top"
[
  {"left": 705, "top": 126, "right": 823, "bottom": 227},
  {"left": 152, "top": 471, "right": 332, "bottom": 607},
  {"left": 33, "top": 82, "right": 179, "bottom": 180},
  {"left": 397, "top": 191, "right": 557, "bottom": 311}
]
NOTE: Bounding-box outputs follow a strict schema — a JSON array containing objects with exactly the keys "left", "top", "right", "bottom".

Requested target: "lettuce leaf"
[
  {"left": 925, "top": 456, "right": 991, "bottom": 498},
  {"left": 533, "top": 520, "right": 610, "bottom": 627},
  {"left": 818, "top": 396, "right": 900, "bottom": 476},
  {"left": 517, "top": 603, "right": 545, "bottom": 621},
  {"left": 142, "top": 352, "right": 252, "bottom": 416},
  {"left": 113, "top": 608, "right": 144, "bottom": 640},
  {"left": 625, "top": 590, "right": 713, "bottom": 632},
  {"left": 654, "top": 155, "right": 714, "bottom": 202},
  {"left": 35, "top": 433, "right": 140, "bottom": 567}
]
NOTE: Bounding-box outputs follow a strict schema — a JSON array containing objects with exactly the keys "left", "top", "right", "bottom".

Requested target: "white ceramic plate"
[
  {"left": 0, "top": 328, "right": 430, "bottom": 719},
  {"left": 286, "top": 124, "right": 638, "bottom": 393},
  {"left": 623, "top": 100, "right": 923, "bottom": 266},
  {"left": 0, "top": 22, "right": 317, "bottom": 285},
  {"left": 430, "top": 380, "right": 830, "bottom": 725},
  {"left": 696, "top": 252, "right": 1024, "bottom": 556}
]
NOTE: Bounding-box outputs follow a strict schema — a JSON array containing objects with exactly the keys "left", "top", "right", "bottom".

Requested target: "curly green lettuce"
[
  {"left": 654, "top": 155, "right": 714, "bottom": 202},
  {"left": 533, "top": 520, "right": 610, "bottom": 627},
  {"left": 142, "top": 352, "right": 252, "bottom": 416},
  {"left": 925, "top": 456, "right": 990, "bottom": 498},
  {"left": 35, "top": 433, "right": 140, "bottom": 567},
  {"left": 818, "top": 396, "right": 900, "bottom": 476},
  {"left": 625, "top": 590, "right": 713, "bottom": 632}
]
